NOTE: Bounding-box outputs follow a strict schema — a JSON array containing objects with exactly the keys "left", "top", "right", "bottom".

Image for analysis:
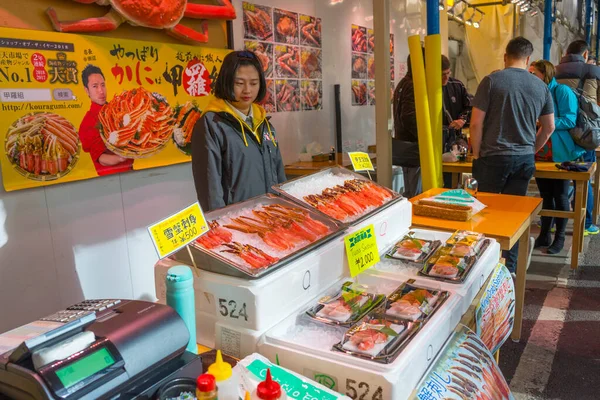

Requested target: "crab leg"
[
  {"left": 46, "top": 7, "right": 124, "bottom": 33},
  {"left": 183, "top": 0, "right": 236, "bottom": 20},
  {"left": 167, "top": 22, "right": 210, "bottom": 44}
]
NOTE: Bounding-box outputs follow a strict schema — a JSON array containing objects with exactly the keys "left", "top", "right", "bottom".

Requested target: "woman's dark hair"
[{"left": 214, "top": 51, "right": 266, "bottom": 103}]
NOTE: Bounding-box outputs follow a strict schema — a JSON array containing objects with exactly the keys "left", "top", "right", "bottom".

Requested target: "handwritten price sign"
[
  {"left": 344, "top": 224, "right": 380, "bottom": 277},
  {"left": 148, "top": 202, "right": 209, "bottom": 259},
  {"left": 348, "top": 152, "right": 374, "bottom": 172}
]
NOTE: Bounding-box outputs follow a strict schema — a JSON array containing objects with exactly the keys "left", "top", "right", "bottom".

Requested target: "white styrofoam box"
[
  {"left": 154, "top": 199, "right": 412, "bottom": 332},
  {"left": 196, "top": 310, "right": 216, "bottom": 349},
  {"left": 367, "top": 228, "right": 502, "bottom": 316},
  {"left": 257, "top": 279, "right": 463, "bottom": 400}
]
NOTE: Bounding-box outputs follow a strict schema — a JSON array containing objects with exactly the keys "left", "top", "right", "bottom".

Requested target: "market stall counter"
[{"left": 410, "top": 188, "right": 542, "bottom": 342}]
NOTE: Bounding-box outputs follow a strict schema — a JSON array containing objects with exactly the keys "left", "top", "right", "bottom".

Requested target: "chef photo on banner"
[{"left": 79, "top": 64, "right": 133, "bottom": 176}]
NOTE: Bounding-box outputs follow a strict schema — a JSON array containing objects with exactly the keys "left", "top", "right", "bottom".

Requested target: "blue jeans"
[{"left": 473, "top": 154, "right": 536, "bottom": 273}]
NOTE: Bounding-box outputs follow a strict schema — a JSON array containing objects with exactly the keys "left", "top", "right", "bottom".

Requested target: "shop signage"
[
  {"left": 0, "top": 26, "right": 230, "bottom": 191},
  {"left": 348, "top": 151, "right": 374, "bottom": 172},
  {"left": 147, "top": 202, "right": 208, "bottom": 259},
  {"left": 475, "top": 263, "right": 515, "bottom": 354},
  {"left": 344, "top": 224, "right": 380, "bottom": 277}
]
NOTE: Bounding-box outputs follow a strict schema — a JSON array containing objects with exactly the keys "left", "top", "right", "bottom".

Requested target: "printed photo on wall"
[
  {"left": 276, "top": 79, "right": 300, "bottom": 112},
  {"left": 368, "top": 81, "right": 375, "bottom": 105},
  {"left": 390, "top": 57, "right": 395, "bottom": 81},
  {"left": 351, "top": 79, "right": 367, "bottom": 106},
  {"left": 300, "top": 14, "right": 321, "bottom": 47},
  {"left": 352, "top": 53, "right": 367, "bottom": 79},
  {"left": 367, "top": 28, "right": 375, "bottom": 54},
  {"left": 300, "top": 48, "right": 322, "bottom": 80},
  {"left": 245, "top": 40, "right": 273, "bottom": 78},
  {"left": 259, "top": 79, "right": 276, "bottom": 113},
  {"left": 243, "top": 2, "right": 273, "bottom": 42},
  {"left": 274, "top": 8, "right": 299, "bottom": 45},
  {"left": 368, "top": 55, "right": 375, "bottom": 80},
  {"left": 301, "top": 80, "right": 322, "bottom": 111},
  {"left": 390, "top": 33, "right": 395, "bottom": 57},
  {"left": 351, "top": 25, "right": 367, "bottom": 53},
  {"left": 274, "top": 44, "right": 300, "bottom": 78}
]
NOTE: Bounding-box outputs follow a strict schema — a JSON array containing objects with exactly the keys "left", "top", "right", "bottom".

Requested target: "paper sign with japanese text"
[
  {"left": 148, "top": 202, "right": 208, "bottom": 259},
  {"left": 344, "top": 224, "right": 380, "bottom": 277},
  {"left": 0, "top": 26, "right": 230, "bottom": 191},
  {"left": 348, "top": 152, "right": 374, "bottom": 172}
]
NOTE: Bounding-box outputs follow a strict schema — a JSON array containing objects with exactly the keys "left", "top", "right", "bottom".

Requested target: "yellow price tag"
[
  {"left": 344, "top": 224, "right": 380, "bottom": 277},
  {"left": 348, "top": 152, "right": 374, "bottom": 172},
  {"left": 147, "top": 202, "right": 209, "bottom": 259}
]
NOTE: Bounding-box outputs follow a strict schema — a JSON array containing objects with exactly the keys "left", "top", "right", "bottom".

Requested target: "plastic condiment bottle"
[
  {"left": 166, "top": 265, "right": 197, "bottom": 354},
  {"left": 196, "top": 373, "right": 218, "bottom": 400},
  {"left": 207, "top": 350, "right": 238, "bottom": 399},
  {"left": 251, "top": 369, "right": 287, "bottom": 400}
]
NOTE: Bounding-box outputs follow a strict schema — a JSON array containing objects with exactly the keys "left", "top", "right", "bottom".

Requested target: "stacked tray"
[{"left": 173, "top": 194, "right": 345, "bottom": 279}]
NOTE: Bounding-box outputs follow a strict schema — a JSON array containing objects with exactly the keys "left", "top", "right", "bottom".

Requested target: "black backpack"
[{"left": 569, "top": 79, "right": 600, "bottom": 150}]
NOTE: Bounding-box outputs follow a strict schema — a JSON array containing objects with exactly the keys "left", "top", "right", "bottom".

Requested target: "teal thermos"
[{"left": 166, "top": 265, "right": 197, "bottom": 354}]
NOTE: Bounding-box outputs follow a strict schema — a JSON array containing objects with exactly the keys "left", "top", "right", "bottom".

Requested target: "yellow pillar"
[{"left": 425, "top": 34, "right": 443, "bottom": 187}]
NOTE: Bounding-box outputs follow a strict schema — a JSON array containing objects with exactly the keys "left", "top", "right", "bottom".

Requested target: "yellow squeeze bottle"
[{"left": 207, "top": 350, "right": 237, "bottom": 399}]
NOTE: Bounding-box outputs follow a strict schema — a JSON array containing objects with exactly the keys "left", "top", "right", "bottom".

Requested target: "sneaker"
[
  {"left": 585, "top": 224, "right": 600, "bottom": 236},
  {"left": 535, "top": 220, "right": 556, "bottom": 233}
]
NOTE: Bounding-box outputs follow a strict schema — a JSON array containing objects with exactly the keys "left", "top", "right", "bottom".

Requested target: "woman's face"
[
  {"left": 231, "top": 65, "right": 260, "bottom": 113},
  {"left": 529, "top": 66, "right": 545, "bottom": 82}
]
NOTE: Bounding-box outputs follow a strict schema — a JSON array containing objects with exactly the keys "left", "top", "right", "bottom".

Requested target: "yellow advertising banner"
[{"left": 0, "top": 26, "right": 230, "bottom": 191}]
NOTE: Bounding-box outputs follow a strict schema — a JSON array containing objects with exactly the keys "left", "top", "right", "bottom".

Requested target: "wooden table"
[
  {"left": 284, "top": 153, "right": 376, "bottom": 177},
  {"left": 410, "top": 188, "right": 542, "bottom": 342},
  {"left": 442, "top": 161, "right": 596, "bottom": 269}
]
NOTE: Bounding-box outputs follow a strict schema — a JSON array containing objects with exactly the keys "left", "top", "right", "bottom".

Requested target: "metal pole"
[
  {"left": 586, "top": 0, "right": 593, "bottom": 44},
  {"left": 543, "top": 0, "right": 552, "bottom": 60},
  {"left": 427, "top": 0, "right": 440, "bottom": 34},
  {"left": 373, "top": 0, "right": 392, "bottom": 188}
]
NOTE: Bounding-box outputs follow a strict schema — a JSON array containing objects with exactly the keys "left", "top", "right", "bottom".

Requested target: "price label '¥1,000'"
[
  {"left": 148, "top": 202, "right": 209, "bottom": 259},
  {"left": 348, "top": 151, "right": 374, "bottom": 172},
  {"left": 344, "top": 224, "right": 380, "bottom": 277}
]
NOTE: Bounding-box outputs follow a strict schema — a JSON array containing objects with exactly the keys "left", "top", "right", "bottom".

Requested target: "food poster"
[
  {"left": 276, "top": 79, "right": 299, "bottom": 112},
  {"left": 412, "top": 324, "right": 515, "bottom": 400},
  {"left": 367, "top": 81, "right": 375, "bottom": 106},
  {"left": 301, "top": 80, "right": 322, "bottom": 111},
  {"left": 242, "top": 2, "right": 323, "bottom": 114},
  {"left": 390, "top": 57, "right": 395, "bottom": 81},
  {"left": 300, "top": 15, "right": 322, "bottom": 48},
  {"left": 0, "top": 26, "right": 229, "bottom": 191},
  {"left": 367, "top": 55, "right": 375, "bottom": 80},
  {"left": 244, "top": 41, "right": 273, "bottom": 78},
  {"left": 351, "top": 53, "right": 367, "bottom": 80},
  {"left": 351, "top": 80, "right": 367, "bottom": 106},
  {"left": 351, "top": 25, "right": 367, "bottom": 53},
  {"left": 475, "top": 263, "right": 515, "bottom": 354},
  {"left": 243, "top": 2, "right": 274, "bottom": 42},
  {"left": 390, "top": 33, "right": 395, "bottom": 57},
  {"left": 367, "top": 28, "right": 375, "bottom": 54}
]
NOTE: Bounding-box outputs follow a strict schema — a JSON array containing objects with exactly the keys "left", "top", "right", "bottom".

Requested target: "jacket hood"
[
  {"left": 548, "top": 78, "right": 558, "bottom": 90},
  {"left": 202, "top": 97, "right": 275, "bottom": 147},
  {"left": 560, "top": 54, "right": 586, "bottom": 64}
]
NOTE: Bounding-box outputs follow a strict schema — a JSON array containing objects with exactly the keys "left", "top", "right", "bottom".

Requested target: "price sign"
[
  {"left": 344, "top": 224, "right": 380, "bottom": 277},
  {"left": 148, "top": 202, "right": 209, "bottom": 259},
  {"left": 348, "top": 152, "right": 374, "bottom": 172}
]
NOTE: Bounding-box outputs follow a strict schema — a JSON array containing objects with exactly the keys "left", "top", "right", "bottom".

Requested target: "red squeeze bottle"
[{"left": 251, "top": 369, "right": 287, "bottom": 400}]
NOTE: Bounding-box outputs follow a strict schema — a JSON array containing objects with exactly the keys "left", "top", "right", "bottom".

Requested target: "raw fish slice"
[{"left": 387, "top": 300, "right": 423, "bottom": 320}]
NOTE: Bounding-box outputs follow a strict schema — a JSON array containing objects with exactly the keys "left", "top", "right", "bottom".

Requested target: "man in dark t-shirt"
[{"left": 470, "top": 36, "right": 555, "bottom": 273}]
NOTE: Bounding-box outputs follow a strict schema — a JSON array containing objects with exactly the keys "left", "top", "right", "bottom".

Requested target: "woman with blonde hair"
[{"left": 529, "top": 60, "right": 585, "bottom": 253}]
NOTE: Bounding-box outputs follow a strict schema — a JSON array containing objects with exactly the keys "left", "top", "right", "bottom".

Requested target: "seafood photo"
[
  {"left": 5, "top": 113, "right": 79, "bottom": 180},
  {"left": 275, "top": 45, "right": 300, "bottom": 78},
  {"left": 390, "top": 33, "right": 395, "bottom": 56},
  {"left": 351, "top": 80, "right": 367, "bottom": 106},
  {"left": 301, "top": 80, "right": 322, "bottom": 111},
  {"left": 98, "top": 87, "right": 175, "bottom": 158},
  {"left": 300, "top": 48, "right": 322, "bottom": 79},
  {"left": 274, "top": 9, "right": 299, "bottom": 45},
  {"left": 276, "top": 79, "right": 300, "bottom": 112},
  {"left": 243, "top": 2, "right": 273, "bottom": 41},
  {"left": 258, "top": 79, "right": 276, "bottom": 113},
  {"left": 194, "top": 202, "right": 332, "bottom": 272},
  {"left": 340, "top": 317, "right": 406, "bottom": 357},
  {"left": 351, "top": 25, "right": 367, "bottom": 53},
  {"left": 308, "top": 281, "right": 385, "bottom": 325},
  {"left": 172, "top": 101, "right": 201, "bottom": 155},
  {"left": 300, "top": 14, "right": 321, "bottom": 47},
  {"left": 390, "top": 57, "right": 395, "bottom": 81},
  {"left": 367, "top": 28, "right": 375, "bottom": 53},
  {"left": 386, "top": 284, "right": 442, "bottom": 321},
  {"left": 367, "top": 81, "right": 376, "bottom": 106},
  {"left": 413, "top": 325, "right": 514, "bottom": 400},
  {"left": 352, "top": 53, "right": 368, "bottom": 79},
  {"left": 367, "top": 55, "right": 375, "bottom": 80},
  {"left": 245, "top": 41, "right": 273, "bottom": 78}
]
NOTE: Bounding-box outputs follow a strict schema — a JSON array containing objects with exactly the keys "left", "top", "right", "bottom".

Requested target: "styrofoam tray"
[
  {"left": 154, "top": 199, "right": 412, "bottom": 332},
  {"left": 366, "top": 228, "right": 501, "bottom": 316},
  {"left": 258, "top": 276, "right": 463, "bottom": 400}
]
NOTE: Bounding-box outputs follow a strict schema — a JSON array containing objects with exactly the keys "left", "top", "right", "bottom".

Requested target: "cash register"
[{"left": 0, "top": 300, "right": 203, "bottom": 399}]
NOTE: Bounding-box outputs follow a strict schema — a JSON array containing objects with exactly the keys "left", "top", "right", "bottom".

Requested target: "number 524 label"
[{"left": 344, "top": 224, "right": 380, "bottom": 277}]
